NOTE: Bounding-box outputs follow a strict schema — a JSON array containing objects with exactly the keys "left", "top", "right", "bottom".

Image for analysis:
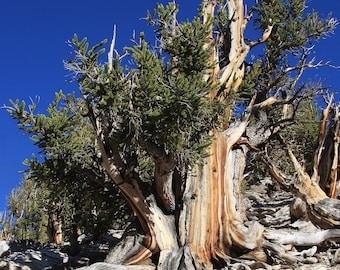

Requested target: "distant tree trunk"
[
  {"left": 68, "top": 224, "right": 81, "bottom": 256},
  {"left": 47, "top": 213, "right": 62, "bottom": 244}
]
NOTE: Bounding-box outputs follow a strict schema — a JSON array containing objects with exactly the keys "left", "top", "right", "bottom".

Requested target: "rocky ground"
[
  {"left": 0, "top": 177, "right": 339, "bottom": 269},
  {"left": 243, "top": 178, "right": 340, "bottom": 269},
  {"left": 0, "top": 231, "right": 119, "bottom": 269}
]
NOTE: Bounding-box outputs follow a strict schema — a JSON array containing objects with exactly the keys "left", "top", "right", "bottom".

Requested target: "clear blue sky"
[{"left": 0, "top": 1, "right": 339, "bottom": 212}]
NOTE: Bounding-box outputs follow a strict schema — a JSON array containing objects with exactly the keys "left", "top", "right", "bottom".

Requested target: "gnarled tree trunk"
[
  {"left": 102, "top": 1, "right": 272, "bottom": 268},
  {"left": 86, "top": 1, "right": 339, "bottom": 269}
]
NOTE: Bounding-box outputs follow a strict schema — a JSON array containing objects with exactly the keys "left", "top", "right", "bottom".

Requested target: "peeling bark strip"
[
  {"left": 328, "top": 107, "right": 340, "bottom": 198},
  {"left": 179, "top": 94, "right": 274, "bottom": 268},
  {"left": 318, "top": 105, "right": 340, "bottom": 199},
  {"left": 308, "top": 96, "right": 340, "bottom": 199},
  {"left": 180, "top": 131, "right": 265, "bottom": 268}
]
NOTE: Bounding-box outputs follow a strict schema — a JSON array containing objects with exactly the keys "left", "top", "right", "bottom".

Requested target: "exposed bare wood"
[
  {"left": 145, "top": 195, "right": 179, "bottom": 269},
  {"left": 262, "top": 240, "right": 297, "bottom": 264},
  {"left": 216, "top": 3, "right": 273, "bottom": 96},
  {"left": 288, "top": 148, "right": 328, "bottom": 204},
  {"left": 244, "top": 175, "right": 340, "bottom": 265},
  {"left": 202, "top": 0, "right": 218, "bottom": 87},
  {"left": 173, "top": 2, "right": 269, "bottom": 266},
  {"left": 249, "top": 24, "right": 273, "bottom": 48},
  {"left": 108, "top": 25, "right": 117, "bottom": 73},
  {"left": 106, "top": 232, "right": 151, "bottom": 265},
  {"left": 209, "top": 0, "right": 248, "bottom": 97},
  {"left": 179, "top": 93, "right": 278, "bottom": 268},
  {"left": 281, "top": 48, "right": 309, "bottom": 121},
  {"left": 140, "top": 140, "right": 177, "bottom": 212},
  {"left": 290, "top": 197, "right": 308, "bottom": 221},
  {"left": 329, "top": 117, "right": 339, "bottom": 198},
  {"left": 265, "top": 228, "right": 340, "bottom": 246},
  {"left": 320, "top": 106, "right": 340, "bottom": 198},
  {"left": 261, "top": 154, "right": 291, "bottom": 189},
  {"left": 47, "top": 214, "right": 62, "bottom": 244},
  {"left": 311, "top": 97, "right": 333, "bottom": 184},
  {"left": 310, "top": 198, "right": 340, "bottom": 228},
  {"left": 263, "top": 144, "right": 340, "bottom": 229}
]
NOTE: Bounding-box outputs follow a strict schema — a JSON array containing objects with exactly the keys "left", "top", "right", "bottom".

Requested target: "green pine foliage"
[
  {"left": 282, "top": 98, "right": 320, "bottom": 174},
  {"left": 68, "top": 5, "right": 224, "bottom": 170},
  {"left": 7, "top": 92, "right": 131, "bottom": 240},
  {"left": 6, "top": 176, "right": 49, "bottom": 242},
  {"left": 0, "top": 210, "right": 11, "bottom": 240},
  {"left": 236, "top": 0, "right": 337, "bottom": 105}
]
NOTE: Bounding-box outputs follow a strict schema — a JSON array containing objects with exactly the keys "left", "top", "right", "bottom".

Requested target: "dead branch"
[
  {"left": 311, "top": 96, "right": 333, "bottom": 184},
  {"left": 108, "top": 25, "right": 117, "bottom": 73},
  {"left": 266, "top": 228, "right": 340, "bottom": 246},
  {"left": 249, "top": 22, "right": 273, "bottom": 48},
  {"left": 328, "top": 106, "right": 340, "bottom": 198}
]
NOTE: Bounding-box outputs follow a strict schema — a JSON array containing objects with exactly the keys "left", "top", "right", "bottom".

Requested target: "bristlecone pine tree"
[
  {"left": 7, "top": 92, "right": 131, "bottom": 244},
  {"left": 7, "top": 0, "right": 340, "bottom": 269},
  {"left": 6, "top": 176, "right": 50, "bottom": 242}
]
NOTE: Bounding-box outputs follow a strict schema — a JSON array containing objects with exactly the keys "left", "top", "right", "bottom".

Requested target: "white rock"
[{"left": 0, "top": 240, "right": 9, "bottom": 257}]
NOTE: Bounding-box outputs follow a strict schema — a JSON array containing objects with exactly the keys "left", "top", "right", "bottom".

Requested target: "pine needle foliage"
[
  {"left": 67, "top": 4, "right": 224, "bottom": 171},
  {"left": 7, "top": 92, "right": 131, "bottom": 238},
  {"left": 6, "top": 176, "right": 49, "bottom": 242}
]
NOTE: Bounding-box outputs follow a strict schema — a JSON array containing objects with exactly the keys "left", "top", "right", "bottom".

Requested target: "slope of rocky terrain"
[{"left": 1, "top": 177, "right": 339, "bottom": 269}]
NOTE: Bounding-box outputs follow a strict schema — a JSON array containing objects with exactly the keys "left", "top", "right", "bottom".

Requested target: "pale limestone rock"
[{"left": 0, "top": 241, "right": 9, "bottom": 257}]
